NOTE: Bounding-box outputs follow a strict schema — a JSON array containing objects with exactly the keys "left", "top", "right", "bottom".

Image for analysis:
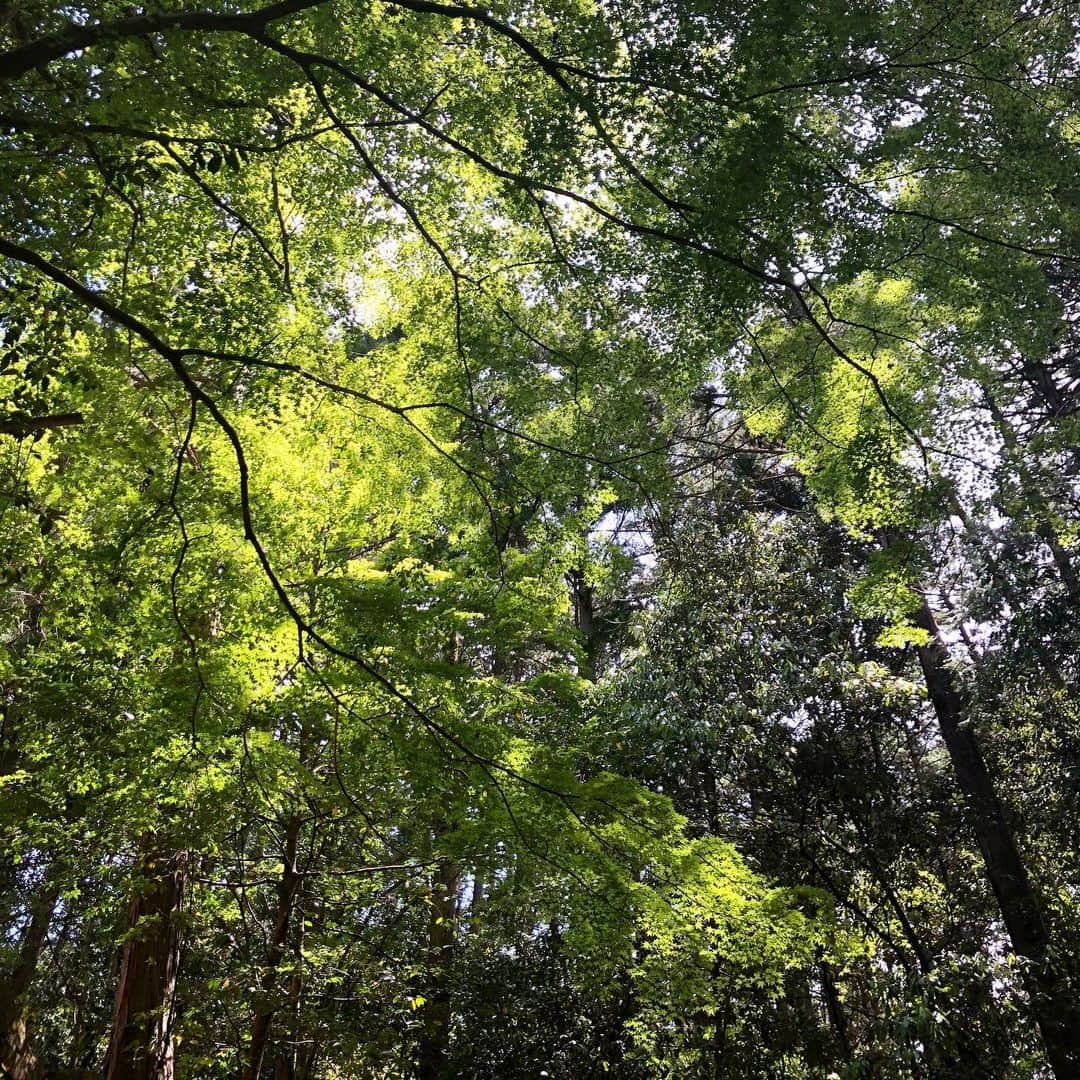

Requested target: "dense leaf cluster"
[{"left": 1, "top": 1, "right": 1077, "bottom": 1077}]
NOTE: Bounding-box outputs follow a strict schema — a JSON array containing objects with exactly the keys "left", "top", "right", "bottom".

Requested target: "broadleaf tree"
[{"left": 1, "top": 1, "right": 1078, "bottom": 1077}]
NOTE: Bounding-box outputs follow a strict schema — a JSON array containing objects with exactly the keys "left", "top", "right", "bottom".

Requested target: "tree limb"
[
  {"left": 0, "top": 411, "right": 83, "bottom": 436},
  {"left": 0, "top": 0, "right": 325, "bottom": 83}
]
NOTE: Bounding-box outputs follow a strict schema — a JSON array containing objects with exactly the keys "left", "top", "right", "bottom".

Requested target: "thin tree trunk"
[
  {"left": 417, "top": 847, "right": 459, "bottom": 1080},
  {"left": 0, "top": 881, "right": 59, "bottom": 1079},
  {"left": 568, "top": 567, "right": 598, "bottom": 681},
  {"left": 104, "top": 846, "right": 187, "bottom": 1080},
  {"left": 850, "top": 818, "right": 934, "bottom": 975},
  {"left": 819, "top": 962, "right": 851, "bottom": 1063},
  {"left": 246, "top": 815, "right": 302, "bottom": 1080},
  {"left": 912, "top": 598, "right": 1080, "bottom": 1078},
  {"left": 272, "top": 893, "right": 309, "bottom": 1080}
]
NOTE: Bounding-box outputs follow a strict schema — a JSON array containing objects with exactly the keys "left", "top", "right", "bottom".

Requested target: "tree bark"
[
  {"left": 417, "top": 847, "right": 459, "bottom": 1080},
  {"left": 246, "top": 815, "right": 303, "bottom": 1080},
  {"left": 0, "top": 881, "right": 59, "bottom": 1079},
  {"left": 819, "top": 962, "right": 851, "bottom": 1063},
  {"left": 912, "top": 598, "right": 1080, "bottom": 1079},
  {"left": 0, "top": 0, "right": 323, "bottom": 83},
  {"left": 0, "top": 412, "right": 83, "bottom": 437},
  {"left": 104, "top": 847, "right": 187, "bottom": 1080},
  {"left": 568, "top": 567, "right": 598, "bottom": 681}
]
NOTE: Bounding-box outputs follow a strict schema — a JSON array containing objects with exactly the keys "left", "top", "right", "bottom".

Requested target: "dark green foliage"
[{"left": 1, "top": 1, "right": 1078, "bottom": 1077}]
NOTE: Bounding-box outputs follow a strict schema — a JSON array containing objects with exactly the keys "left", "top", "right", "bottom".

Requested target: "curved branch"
[{"left": 0, "top": 0, "right": 325, "bottom": 83}]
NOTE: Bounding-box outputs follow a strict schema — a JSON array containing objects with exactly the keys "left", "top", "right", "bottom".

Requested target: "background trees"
[{"left": 1, "top": 0, "right": 1078, "bottom": 1076}]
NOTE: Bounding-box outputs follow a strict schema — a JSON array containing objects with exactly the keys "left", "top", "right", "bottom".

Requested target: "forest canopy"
[{"left": 1, "top": 1, "right": 1078, "bottom": 1077}]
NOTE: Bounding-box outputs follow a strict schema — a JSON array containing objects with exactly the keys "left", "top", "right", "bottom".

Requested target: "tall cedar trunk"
[
  {"left": 0, "top": 750, "right": 47, "bottom": 1080},
  {"left": 246, "top": 815, "right": 302, "bottom": 1080},
  {"left": 0, "top": 881, "right": 58, "bottom": 1079},
  {"left": 568, "top": 567, "right": 597, "bottom": 681},
  {"left": 911, "top": 599, "right": 1080, "bottom": 1078},
  {"left": 819, "top": 962, "right": 851, "bottom": 1063},
  {"left": 104, "top": 847, "right": 187, "bottom": 1080},
  {"left": 417, "top": 847, "right": 458, "bottom": 1080},
  {"left": 415, "top": 616, "right": 469, "bottom": 1079}
]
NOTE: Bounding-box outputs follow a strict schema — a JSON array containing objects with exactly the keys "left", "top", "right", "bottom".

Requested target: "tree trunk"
[
  {"left": 568, "top": 567, "right": 598, "bottom": 681},
  {"left": 104, "top": 847, "right": 187, "bottom": 1080},
  {"left": 912, "top": 598, "right": 1080, "bottom": 1078},
  {"left": 271, "top": 896, "right": 310, "bottom": 1079},
  {"left": 0, "top": 881, "right": 58, "bottom": 1079},
  {"left": 819, "top": 962, "right": 851, "bottom": 1063},
  {"left": 246, "top": 815, "right": 303, "bottom": 1080},
  {"left": 417, "top": 848, "right": 458, "bottom": 1080}
]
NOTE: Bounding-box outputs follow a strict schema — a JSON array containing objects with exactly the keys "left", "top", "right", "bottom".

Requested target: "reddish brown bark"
[{"left": 104, "top": 848, "right": 187, "bottom": 1080}]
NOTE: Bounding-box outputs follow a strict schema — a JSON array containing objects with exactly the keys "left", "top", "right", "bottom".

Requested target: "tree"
[{"left": 2, "top": 0, "right": 1078, "bottom": 1075}]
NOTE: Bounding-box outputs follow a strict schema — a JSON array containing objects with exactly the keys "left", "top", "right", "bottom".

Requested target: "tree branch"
[
  {"left": 0, "top": 411, "right": 83, "bottom": 436},
  {"left": 0, "top": 0, "right": 325, "bottom": 83}
]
